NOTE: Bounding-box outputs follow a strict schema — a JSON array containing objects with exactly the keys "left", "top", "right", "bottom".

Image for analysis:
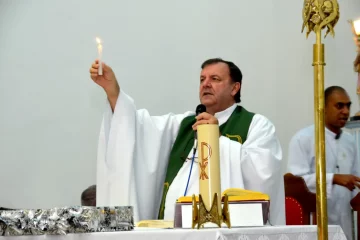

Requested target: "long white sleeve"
[
  {"left": 96, "top": 89, "right": 192, "bottom": 221},
  {"left": 287, "top": 127, "right": 334, "bottom": 198},
  {"left": 228, "top": 114, "right": 284, "bottom": 225}
]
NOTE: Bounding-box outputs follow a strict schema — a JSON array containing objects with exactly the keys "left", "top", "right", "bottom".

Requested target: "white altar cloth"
[{"left": 2, "top": 225, "right": 346, "bottom": 240}]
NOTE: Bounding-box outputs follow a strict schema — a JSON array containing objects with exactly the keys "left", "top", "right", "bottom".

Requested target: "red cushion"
[{"left": 285, "top": 197, "right": 304, "bottom": 225}]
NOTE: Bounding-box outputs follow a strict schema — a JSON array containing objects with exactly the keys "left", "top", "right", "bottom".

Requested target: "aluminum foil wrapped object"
[{"left": 0, "top": 206, "right": 133, "bottom": 236}]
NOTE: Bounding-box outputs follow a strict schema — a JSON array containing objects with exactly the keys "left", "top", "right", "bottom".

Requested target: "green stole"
[{"left": 157, "top": 106, "right": 255, "bottom": 219}]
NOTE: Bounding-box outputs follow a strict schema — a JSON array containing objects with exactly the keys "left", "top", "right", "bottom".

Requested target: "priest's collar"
[
  {"left": 325, "top": 127, "right": 342, "bottom": 140},
  {"left": 214, "top": 103, "right": 238, "bottom": 126}
]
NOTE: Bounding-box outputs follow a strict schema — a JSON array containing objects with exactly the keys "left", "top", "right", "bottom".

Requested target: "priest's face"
[
  {"left": 325, "top": 90, "right": 351, "bottom": 129},
  {"left": 199, "top": 62, "right": 239, "bottom": 114}
]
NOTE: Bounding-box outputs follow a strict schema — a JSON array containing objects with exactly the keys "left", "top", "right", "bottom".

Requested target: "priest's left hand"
[{"left": 192, "top": 112, "right": 219, "bottom": 130}]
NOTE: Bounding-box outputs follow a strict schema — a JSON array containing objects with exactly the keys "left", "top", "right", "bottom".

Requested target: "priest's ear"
[{"left": 231, "top": 82, "right": 241, "bottom": 97}]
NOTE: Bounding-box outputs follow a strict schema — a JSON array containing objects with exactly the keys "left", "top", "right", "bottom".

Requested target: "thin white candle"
[{"left": 96, "top": 37, "right": 103, "bottom": 75}]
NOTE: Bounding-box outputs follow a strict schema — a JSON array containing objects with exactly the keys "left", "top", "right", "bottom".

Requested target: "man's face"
[
  {"left": 325, "top": 91, "right": 351, "bottom": 129},
  {"left": 199, "top": 62, "right": 240, "bottom": 111}
]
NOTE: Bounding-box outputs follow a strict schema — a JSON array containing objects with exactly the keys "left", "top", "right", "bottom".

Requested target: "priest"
[
  {"left": 89, "top": 58, "right": 285, "bottom": 225},
  {"left": 287, "top": 86, "right": 359, "bottom": 240}
]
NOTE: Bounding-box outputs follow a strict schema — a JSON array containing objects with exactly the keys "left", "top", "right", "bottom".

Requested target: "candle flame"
[{"left": 96, "top": 37, "right": 102, "bottom": 44}]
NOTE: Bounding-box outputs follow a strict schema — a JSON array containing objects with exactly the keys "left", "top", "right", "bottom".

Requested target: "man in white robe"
[
  {"left": 89, "top": 58, "right": 285, "bottom": 225},
  {"left": 287, "top": 86, "right": 360, "bottom": 240}
]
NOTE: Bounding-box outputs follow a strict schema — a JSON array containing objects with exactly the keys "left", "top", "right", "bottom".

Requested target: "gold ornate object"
[
  {"left": 222, "top": 194, "right": 231, "bottom": 228},
  {"left": 192, "top": 194, "right": 198, "bottom": 229},
  {"left": 302, "top": 0, "right": 339, "bottom": 38},
  {"left": 194, "top": 194, "right": 221, "bottom": 229},
  {"left": 191, "top": 194, "right": 231, "bottom": 229},
  {"left": 301, "top": 0, "right": 339, "bottom": 239}
]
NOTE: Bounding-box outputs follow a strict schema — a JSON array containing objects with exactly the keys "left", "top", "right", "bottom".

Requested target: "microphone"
[
  {"left": 193, "top": 104, "right": 206, "bottom": 151},
  {"left": 196, "top": 104, "right": 206, "bottom": 116}
]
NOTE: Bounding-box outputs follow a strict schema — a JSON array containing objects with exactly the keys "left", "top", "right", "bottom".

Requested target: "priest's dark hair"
[
  {"left": 325, "top": 86, "right": 347, "bottom": 105},
  {"left": 201, "top": 58, "right": 243, "bottom": 103}
]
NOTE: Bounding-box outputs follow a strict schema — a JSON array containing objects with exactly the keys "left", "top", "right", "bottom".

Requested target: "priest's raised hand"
[{"left": 89, "top": 60, "right": 119, "bottom": 111}]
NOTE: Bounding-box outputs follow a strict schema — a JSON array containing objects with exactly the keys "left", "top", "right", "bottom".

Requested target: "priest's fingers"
[
  {"left": 354, "top": 176, "right": 360, "bottom": 182},
  {"left": 347, "top": 181, "right": 356, "bottom": 190},
  {"left": 195, "top": 112, "right": 213, "bottom": 120},
  {"left": 346, "top": 184, "right": 355, "bottom": 191},
  {"left": 90, "top": 61, "right": 99, "bottom": 78},
  {"left": 90, "top": 67, "right": 99, "bottom": 73},
  {"left": 91, "top": 62, "right": 111, "bottom": 76},
  {"left": 355, "top": 182, "right": 360, "bottom": 189},
  {"left": 192, "top": 119, "right": 216, "bottom": 130},
  {"left": 91, "top": 63, "right": 98, "bottom": 70},
  {"left": 195, "top": 113, "right": 218, "bottom": 123},
  {"left": 91, "top": 60, "right": 100, "bottom": 68},
  {"left": 90, "top": 73, "right": 99, "bottom": 79},
  {"left": 192, "top": 120, "right": 204, "bottom": 130}
]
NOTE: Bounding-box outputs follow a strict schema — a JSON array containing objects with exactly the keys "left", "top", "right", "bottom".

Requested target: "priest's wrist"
[
  {"left": 106, "top": 85, "right": 120, "bottom": 112},
  {"left": 333, "top": 174, "right": 348, "bottom": 187},
  {"left": 333, "top": 174, "right": 339, "bottom": 185},
  {"left": 105, "top": 84, "right": 120, "bottom": 102},
  {"left": 107, "top": 93, "right": 119, "bottom": 103}
]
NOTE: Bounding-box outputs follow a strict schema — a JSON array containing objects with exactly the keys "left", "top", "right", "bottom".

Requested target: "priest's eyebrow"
[
  {"left": 200, "top": 74, "right": 221, "bottom": 80},
  {"left": 336, "top": 101, "right": 351, "bottom": 109},
  {"left": 210, "top": 75, "right": 221, "bottom": 79}
]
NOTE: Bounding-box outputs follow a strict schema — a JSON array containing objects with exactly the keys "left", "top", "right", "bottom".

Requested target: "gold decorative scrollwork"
[{"left": 302, "top": 0, "right": 339, "bottom": 37}]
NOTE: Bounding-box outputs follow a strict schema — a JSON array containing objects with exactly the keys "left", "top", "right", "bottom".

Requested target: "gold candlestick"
[{"left": 301, "top": 1, "right": 339, "bottom": 239}]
